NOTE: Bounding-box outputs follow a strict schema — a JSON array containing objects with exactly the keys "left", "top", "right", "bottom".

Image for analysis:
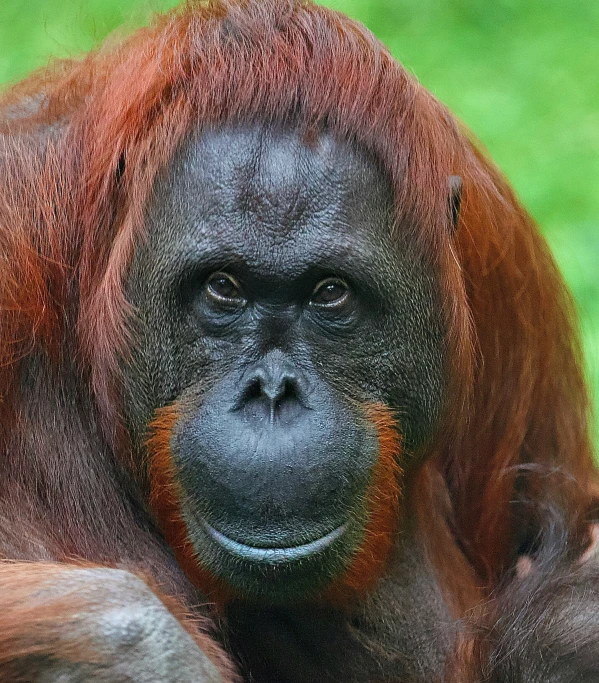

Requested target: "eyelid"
[
  {"left": 310, "top": 277, "right": 351, "bottom": 308},
  {"left": 205, "top": 272, "right": 245, "bottom": 303}
]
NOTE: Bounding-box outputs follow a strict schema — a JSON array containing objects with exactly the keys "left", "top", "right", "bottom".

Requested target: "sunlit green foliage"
[{"left": 1, "top": 0, "right": 597, "bottom": 444}]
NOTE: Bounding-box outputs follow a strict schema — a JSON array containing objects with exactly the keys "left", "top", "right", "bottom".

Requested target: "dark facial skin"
[{"left": 125, "top": 124, "right": 446, "bottom": 601}]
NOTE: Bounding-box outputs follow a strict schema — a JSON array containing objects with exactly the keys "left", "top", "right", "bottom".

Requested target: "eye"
[
  {"left": 310, "top": 277, "right": 351, "bottom": 309},
  {"left": 205, "top": 272, "right": 245, "bottom": 307}
]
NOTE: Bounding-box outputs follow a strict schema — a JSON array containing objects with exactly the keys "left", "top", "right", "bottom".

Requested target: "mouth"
[{"left": 202, "top": 521, "right": 347, "bottom": 565}]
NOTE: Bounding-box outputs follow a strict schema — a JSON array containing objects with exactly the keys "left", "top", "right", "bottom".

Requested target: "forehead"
[{"left": 145, "top": 124, "right": 396, "bottom": 278}]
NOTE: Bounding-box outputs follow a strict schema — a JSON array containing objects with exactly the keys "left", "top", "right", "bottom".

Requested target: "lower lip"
[{"left": 202, "top": 522, "right": 347, "bottom": 564}]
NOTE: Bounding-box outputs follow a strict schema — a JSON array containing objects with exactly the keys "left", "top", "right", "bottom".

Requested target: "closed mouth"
[{"left": 203, "top": 521, "right": 347, "bottom": 564}]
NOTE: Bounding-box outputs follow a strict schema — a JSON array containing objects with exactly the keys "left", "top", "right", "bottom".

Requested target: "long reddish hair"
[{"left": 1, "top": 0, "right": 595, "bottom": 587}]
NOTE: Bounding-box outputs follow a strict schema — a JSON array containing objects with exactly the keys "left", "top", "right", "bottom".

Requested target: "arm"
[
  {"left": 0, "top": 562, "right": 236, "bottom": 683},
  {"left": 453, "top": 523, "right": 599, "bottom": 682}
]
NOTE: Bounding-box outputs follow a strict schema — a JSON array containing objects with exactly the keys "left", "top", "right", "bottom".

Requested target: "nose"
[{"left": 235, "top": 351, "right": 309, "bottom": 423}]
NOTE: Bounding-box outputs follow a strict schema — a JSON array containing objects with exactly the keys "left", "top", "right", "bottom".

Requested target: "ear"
[{"left": 448, "top": 175, "right": 462, "bottom": 232}]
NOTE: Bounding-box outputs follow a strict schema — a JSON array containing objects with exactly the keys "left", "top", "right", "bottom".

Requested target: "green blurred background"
[{"left": 1, "top": 0, "right": 598, "bottom": 445}]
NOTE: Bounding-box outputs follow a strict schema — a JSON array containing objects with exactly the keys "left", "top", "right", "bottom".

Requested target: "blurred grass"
[{"left": 1, "top": 0, "right": 598, "bottom": 446}]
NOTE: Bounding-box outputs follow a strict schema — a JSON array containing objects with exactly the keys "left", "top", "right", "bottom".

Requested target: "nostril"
[
  {"left": 244, "top": 377, "right": 264, "bottom": 402},
  {"left": 279, "top": 376, "right": 298, "bottom": 402},
  {"left": 235, "top": 363, "right": 306, "bottom": 421},
  {"left": 264, "top": 375, "right": 298, "bottom": 404}
]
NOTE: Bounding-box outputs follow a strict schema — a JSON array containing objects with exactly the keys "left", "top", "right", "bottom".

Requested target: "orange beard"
[
  {"left": 146, "top": 403, "right": 234, "bottom": 603},
  {"left": 147, "top": 401, "right": 402, "bottom": 605},
  {"left": 323, "top": 403, "right": 402, "bottom": 603}
]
